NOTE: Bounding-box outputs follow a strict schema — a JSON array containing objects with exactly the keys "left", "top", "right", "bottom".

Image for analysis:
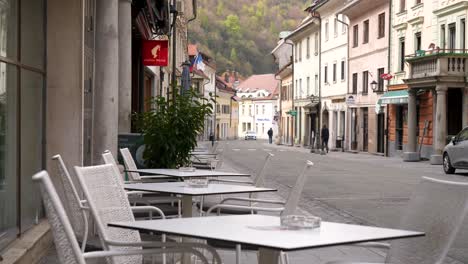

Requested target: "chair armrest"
[
  {"left": 139, "top": 175, "right": 173, "bottom": 180},
  {"left": 220, "top": 197, "right": 285, "bottom": 205},
  {"left": 101, "top": 240, "right": 222, "bottom": 263},
  {"left": 206, "top": 204, "right": 284, "bottom": 215},
  {"left": 350, "top": 242, "right": 390, "bottom": 249},
  {"left": 83, "top": 248, "right": 215, "bottom": 264},
  {"left": 208, "top": 179, "right": 254, "bottom": 185},
  {"left": 325, "top": 260, "right": 385, "bottom": 264},
  {"left": 130, "top": 206, "right": 166, "bottom": 219}
]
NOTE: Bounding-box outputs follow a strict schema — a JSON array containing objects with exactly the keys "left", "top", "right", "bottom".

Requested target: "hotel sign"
[{"left": 142, "top": 40, "right": 169, "bottom": 66}]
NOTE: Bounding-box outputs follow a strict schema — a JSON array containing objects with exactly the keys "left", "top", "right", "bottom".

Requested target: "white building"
[
  {"left": 286, "top": 13, "right": 320, "bottom": 146},
  {"left": 237, "top": 74, "right": 279, "bottom": 139},
  {"left": 310, "top": 1, "right": 349, "bottom": 150}
]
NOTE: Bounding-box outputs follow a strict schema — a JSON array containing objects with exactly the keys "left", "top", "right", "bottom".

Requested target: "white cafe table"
[
  {"left": 125, "top": 168, "right": 250, "bottom": 179},
  {"left": 124, "top": 182, "right": 276, "bottom": 218},
  {"left": 109, "top": 215, "right": 425, "bottom": 264}
]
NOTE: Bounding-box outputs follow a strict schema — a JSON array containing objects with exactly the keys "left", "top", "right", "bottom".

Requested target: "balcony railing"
[{"left": 405, "top": 49, "right": 468, "bottom": 79}]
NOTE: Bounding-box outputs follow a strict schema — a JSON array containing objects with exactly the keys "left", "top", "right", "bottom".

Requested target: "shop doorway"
[
  {"left": 447, "top": 88, "right": 463, "bottom": 136},
  {"left": 396, "top": 105, "right": 404, "bottom": 150},
  {"left": 363, "top": 108, "right": 369, "bottom": 152},
  {"left": 377, "top": 113, "right": 385, "bottom": 153},
  {"left": 351, "top": 108, "right": 358, "bottom": 150},
  {"left": 310, "top": 113, "right": 317, "bottom": 147}
]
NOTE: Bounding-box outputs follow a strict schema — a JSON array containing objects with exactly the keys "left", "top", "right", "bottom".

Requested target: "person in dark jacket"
[
  {"left": 267, "top": 128, "right": 273, "bottom": 144},
  {"left": 321, "top": 124, "right": 329, "bottom": 153}
]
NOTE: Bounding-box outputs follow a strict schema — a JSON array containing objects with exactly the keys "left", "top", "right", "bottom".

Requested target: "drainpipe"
[
  {"left": 187, "top": 0, "right": 197, "bottom": 22},
  {"left": 284, "top": 41, "right": 295, "bottom": 146},
  {"left": 170, "top": 0, "right": 178, "bottom": 100},
  {"left": 385, "top": 2, "right": 392, "bottom": 157},
  {"left": 337, "top": 13, "right": 350, "bottom": 151},
  {"left": 275, "top": 74, "right": 282, "bottom": 144}
]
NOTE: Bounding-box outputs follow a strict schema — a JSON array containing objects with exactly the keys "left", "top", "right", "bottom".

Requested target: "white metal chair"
[
  {"left": 33, "top": 170, "right": 217, "bottom": 264},
  {"left": 197, "top": 153, "right": 275, "bottom": 215},
  {"left": 207, "top": 160, "right": 314, "bottom": 216},
  {"left": 102, "top": 151, "right": 181, "bottom": 218},
  {"left": 206, "top": 160, "right": 314, "bottom": 264},
  {"left": 50, "top": 155, "right": 89, "bottom": 252},
  {"left": 325, "top": 177, "right": 468, "bottom": 264},
  {"left": 120, "top": 148, "right": 172, "bottom": 181},
  {"left": 73, "top": 164, "right": 221, "bottom": 264}
]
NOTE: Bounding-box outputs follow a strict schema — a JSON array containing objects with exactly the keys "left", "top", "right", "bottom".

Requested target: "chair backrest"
[
  {"left": 253, "top": 153, "right": 274, "bottom": 187},
  {"left": 33, "top": 171, "right": 86, "bottom": 264},
  {"left": 74, "top": 164, "right": 142, "bottom": 264},
  {"left": 102, "top": 150, "right": 125, "bottom": 184},
  {"left": 120, "top": 148, "right": 141, "bottom": 181},
  {"left": 50, "top": 155, "right": 87, "bottom": 242},
  {"left": 385, "top": 177, "right": 468, "bottom": 264},
  {"left": 282, "top": 160, "right": 314, "bottom": 216}
]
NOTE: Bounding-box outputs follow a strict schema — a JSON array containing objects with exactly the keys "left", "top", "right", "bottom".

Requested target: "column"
[
  {"left": 118, "top": 0, "right": 132, "bottom": 133},
  {"left": 302, "top": 109, "right": 308, "bottom": 146},
  {"left": 431, "top": 85, "right": 448, "bottom": 165},
  {"left": 463, "top": 87, "right": 468, "bottom": 126},
  {"left": 403, "top": 89, "right": 419, "bottom": 161},
  {"left": 93, "top": 0, "right": 119, "bottom": 164}
]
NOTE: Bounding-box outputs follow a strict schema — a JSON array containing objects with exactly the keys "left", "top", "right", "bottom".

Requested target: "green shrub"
[{"left": 135, "top": 88, "right": 214, "bottom": 168}]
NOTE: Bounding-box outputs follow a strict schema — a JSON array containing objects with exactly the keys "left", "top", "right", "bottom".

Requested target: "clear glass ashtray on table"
[
  {"left": 179, "top": 167, "right": 196, "bottom": 172},
  {"left": 185, "top": 178, "right": 209, "bottom": 188},
  {"left": 280, "top": 215, "right": 321, "bottom": 230}
]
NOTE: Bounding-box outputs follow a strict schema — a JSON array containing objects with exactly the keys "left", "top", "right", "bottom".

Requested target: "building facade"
[
  {"left": 339, "top": 0, "right": 389, "bottom": 154},
  {"left": 310, "top": 0, "right": 349, "bottom": 150},
  {"left": 0, "top": 0, "right": 196, "bottom": 256},
  {"left": 397, "top": 0, "right": 468, "bottom": 163},
  {"left": 272, "top": 33, "right": 294, "bottom": 145},
  {"left": 237, "top": 74, "right": 279, "bottom": 140},
  {"left": 286, "top": 15, "right": 321, "bottom": 146}
]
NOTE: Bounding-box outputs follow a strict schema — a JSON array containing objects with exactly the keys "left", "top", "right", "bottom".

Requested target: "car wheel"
[{"left": 443, "top": 153, "right": 456, "bottom": 174}]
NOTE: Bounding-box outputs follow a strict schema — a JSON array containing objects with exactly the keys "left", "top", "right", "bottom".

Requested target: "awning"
[{"left": 378, "top": 90, "right": 409, "bottom": 105}]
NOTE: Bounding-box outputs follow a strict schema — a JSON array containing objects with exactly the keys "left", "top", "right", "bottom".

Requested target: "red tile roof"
[{"left": 237, "top": 74, "right": 279, "bottom": 94}]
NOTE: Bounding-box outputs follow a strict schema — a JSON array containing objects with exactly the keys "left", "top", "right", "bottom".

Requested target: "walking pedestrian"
[
  {"left": 267, "top": 128, "right": 274, "bottom": 144},
  {"left": 209, "top": 132, "right": 215, "bottom": 147},
  {"left": 321, "top": 124, "right": 329, "bottom": 153}
]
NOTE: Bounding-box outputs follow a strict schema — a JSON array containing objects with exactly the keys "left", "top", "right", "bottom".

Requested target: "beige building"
[
  {"left": 272, "top": 33, "right": 294, "bottom": 145},
  {"left": 215, "top": 77, "right": 239, "bottom": 140},
  {"left": 339, "top": 0, "right": 389, "bottom": 154}
]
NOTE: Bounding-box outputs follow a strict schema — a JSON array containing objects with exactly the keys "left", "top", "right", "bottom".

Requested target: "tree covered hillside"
[{"left": 188, "top": 0, "right": 308, "bottom": 76}]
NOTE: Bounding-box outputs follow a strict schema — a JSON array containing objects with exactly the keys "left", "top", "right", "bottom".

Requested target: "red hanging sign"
[
  {"left": 380, "top": 73, "right": 394, "bottom": 80},
  {"left": 142, "top": 40, "right": 169, "bottom": 66}
]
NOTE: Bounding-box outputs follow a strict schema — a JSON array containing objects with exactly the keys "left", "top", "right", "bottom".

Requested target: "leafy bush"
[{"left": 135, "top": 88, "right": 214, "bottom": 168}]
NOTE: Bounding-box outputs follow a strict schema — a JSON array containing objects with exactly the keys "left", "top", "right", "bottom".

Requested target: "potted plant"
[{"left": 135, "top": 88, "right": 214, "bottom": 168}]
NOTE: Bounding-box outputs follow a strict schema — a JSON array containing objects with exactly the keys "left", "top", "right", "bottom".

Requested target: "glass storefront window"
[
  {"left": 20, "top": 0, "right": 44, "bottom": 69},
  {"left": 20, "top": 69, "right": 43, "bottom": 230},
  {"left": 0, "top": 0, "right": 44, "bottom": 250},
  {"left": 0, "top": 63, "right": 17, "bottom": 250},
  {"left": 0, "top": 0, "right": 17, "bottom": 60}
]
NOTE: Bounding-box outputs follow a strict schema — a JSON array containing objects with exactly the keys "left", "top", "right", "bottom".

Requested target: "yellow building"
[{"left": 215, "top": 76, "right": 239, "bottom": 140}]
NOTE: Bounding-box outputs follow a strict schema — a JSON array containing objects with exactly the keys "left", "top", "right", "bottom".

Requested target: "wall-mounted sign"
[
  {"left": 257, "top": 118, "right": 271, "bottom": 122},
  {"left": 346, "top": 95, "right": 355, "bottom": 105},
  {"left": 380, "top": 73, "right": 393, "bottom": 80},
  {"left": 142, "top": 40, "right": 169, "bottom": 66}
]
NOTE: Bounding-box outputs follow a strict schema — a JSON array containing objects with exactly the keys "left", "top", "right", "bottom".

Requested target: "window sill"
[
  {"left": 411, "top": 3, "right": 423, "bottom": 10},
  {"left": 396, "top": 10, "right": 407, "bottom": 16},
  {"left": 377, "top": 35, "right": 385, "bottom": 39}
]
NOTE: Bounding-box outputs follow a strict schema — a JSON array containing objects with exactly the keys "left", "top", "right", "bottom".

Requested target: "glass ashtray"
[
  {"left": 179, "top": 167, "right": 196, "bottom": 172},
  {"left": 185, "top": 178, "right": 209, "bottom": 188},
  {"left": 280, "top": 215, "right": 321, "bottom": 230}
]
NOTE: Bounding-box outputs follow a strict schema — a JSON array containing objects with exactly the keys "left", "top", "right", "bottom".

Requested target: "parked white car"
[
  {"left": 443, "top": 126, "right": 468, "bottom": 174},
  {"left": 244, "top": 131, "right": 257, "bottom": 140}
]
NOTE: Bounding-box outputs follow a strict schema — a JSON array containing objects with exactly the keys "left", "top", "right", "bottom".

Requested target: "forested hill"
[{"left": 188, "top": 0, "right": 308, "bottom": 76}]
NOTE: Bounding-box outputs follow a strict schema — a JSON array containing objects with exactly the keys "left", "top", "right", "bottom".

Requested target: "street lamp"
[{"left": 370, "top": 80, "right": 378, "bottom": 92}]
